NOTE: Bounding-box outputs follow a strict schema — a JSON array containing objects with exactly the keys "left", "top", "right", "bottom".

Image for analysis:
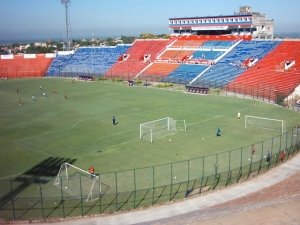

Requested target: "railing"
[{"left": 1, "top": 128, "right": 299, "bottom": 222}]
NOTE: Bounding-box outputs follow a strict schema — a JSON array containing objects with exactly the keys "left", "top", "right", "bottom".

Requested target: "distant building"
[{"left": 169, "top": 6, "right": 274, "bottom": 39}]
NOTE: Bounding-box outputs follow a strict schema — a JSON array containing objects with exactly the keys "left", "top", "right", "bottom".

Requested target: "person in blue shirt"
[
  {"left": 266, "top": 151, "right": 271, "bottom": 164},
  {"left": 216, "top": 128, "right": 221, "bottom": 137},
  {"left": 112, "top": 116, "right": 116, "bottom": 125}
]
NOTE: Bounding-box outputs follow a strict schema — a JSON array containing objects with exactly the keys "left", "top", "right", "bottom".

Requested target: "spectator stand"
[
  {"left": 185, "top": 85, "right": 209, "bottom": 94},
  {"left": 77, "top": 75, "right": 94, "bottom": 81}
]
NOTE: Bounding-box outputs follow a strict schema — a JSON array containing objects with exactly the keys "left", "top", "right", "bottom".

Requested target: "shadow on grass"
[{"left": 0, "top": 157, "right": 76, "bottom": 211}]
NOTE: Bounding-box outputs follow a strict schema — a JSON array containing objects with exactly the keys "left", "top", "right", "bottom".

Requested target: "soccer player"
[
  {"left": 237, "top": 112, "right": 241, "bottom": 119},
  {"left": 251, "top": 145, "right": 256, "bottom": 156},
  {"left": 89, "top": 166, "right": 95, "bottom": 179},
  {"left": 112, "top": 116, "right": 116, "bottom": 125},
  {"left": 32, "top": 95, "right": 35, "bottom": 102},
  {"left": 19, "top": 98, "right": 22, "bottom": 105},
  {"left": 43, "top": 92, "right": 46, "bottom": 98},
  {"left": 16, "top": 88, "right": 19, "bottom": 94},
  {"left": 64, "top": 93, "right": 67, "bottom": 99},
  {"left": 216, "top": 128, "right": 221, "bottom": 137},
  {"left": 53, "top": 88, "right": 56, "bottom": 94}
]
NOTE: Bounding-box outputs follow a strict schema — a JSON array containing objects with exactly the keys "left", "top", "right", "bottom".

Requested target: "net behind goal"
[
  {"left": 140, "top": 117, "right": 186, "bottom": 143},
  {"left": 245, "top": 115, "right": 287, "bottom": 134},
  {"left": 54, "top": 163, "right": 101, "bottom": 202}
]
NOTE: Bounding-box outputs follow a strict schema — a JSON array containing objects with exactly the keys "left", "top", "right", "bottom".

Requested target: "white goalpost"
[
  {"left": 54, "top": 163, "right": 101, "bottom": 202},
  {"left": 245, "top": 115, "right": 287, "bottom": 134},
  {"left": 140, "top": 117, "right": 186, "bottom": 143}
]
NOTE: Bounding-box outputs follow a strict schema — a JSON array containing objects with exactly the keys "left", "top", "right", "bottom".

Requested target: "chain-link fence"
[{"left": 0, "top": 128, "right": 299, "bottom": 222}]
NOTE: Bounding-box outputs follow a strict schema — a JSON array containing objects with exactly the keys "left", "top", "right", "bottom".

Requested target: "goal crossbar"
[
  {"left": 54, "top": 162, "right": 99, "bottom": 183},
  {"left": 140, "top": 117, "right": 186, "bottom": 143},
  {"left": 54, "top": 163, "right": 101, "bottom": 202},
  {"left": 245, "top": 115, "right": 286, "bottom": 133}
]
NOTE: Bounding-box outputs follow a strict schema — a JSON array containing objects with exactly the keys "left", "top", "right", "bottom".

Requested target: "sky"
[{"left": 1, "top": 0, "right": 300, "bottom": 43}]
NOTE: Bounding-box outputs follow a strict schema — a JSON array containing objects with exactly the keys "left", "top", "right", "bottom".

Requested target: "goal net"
[
  {"left": 54, "top": 163, "right": 101, "bottom": 202},
  {"left": 140, "top": 117, "right": 186, "bottom": 143},
  {"left": 245, "top": 115, "right": 287, "bottom": 134}
]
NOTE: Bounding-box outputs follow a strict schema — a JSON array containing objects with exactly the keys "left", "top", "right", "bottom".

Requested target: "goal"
[
  {"left": 245, "top": 115, "right": 287, "bottom": 134},
  {"left": 140, "top": 117, "right": 186, "bottom": 143},
  {"left": 54, "top": 163, "right": 101, "bottom": 202}
]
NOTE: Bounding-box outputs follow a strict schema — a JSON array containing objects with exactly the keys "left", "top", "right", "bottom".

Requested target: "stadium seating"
[
  {"left": 171, "top": 39, "right": 206, "bottom": 48},
  {"left": 4, "top": 36, "right": 300, "bottom": 103},
  {"left": 227, "top": 41, "right": 300, "bottom": 101},
  {"left": 46, "top": 54, "right": 73, "bottom": 76},
  {"left": 56, "top": 45, "right": 131, "bottom": 77},
  {"left": 104, "top": 39, "right": 169, "bottom": 79},
  {"left": 191, "top": 41, "right": 281, "bottom": 88},
  {"left": 162, "top": 64, "right": 209, "bottom": 83},
  {"left": 139, "top": 63, "right": 180, "bottom": 81},
  {"left": 159, "top": 50, "right": 196, "bottom": 61},
  {"left": 0, "top": 54, "right": 53, "bottom": 78},
  {"left": 191, "top": 50, "right": 224, "bottom": 60}
]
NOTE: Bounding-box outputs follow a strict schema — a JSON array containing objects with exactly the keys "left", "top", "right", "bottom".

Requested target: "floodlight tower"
[{"left": 61, "top": 0, "right": 71, "bottom": 51}]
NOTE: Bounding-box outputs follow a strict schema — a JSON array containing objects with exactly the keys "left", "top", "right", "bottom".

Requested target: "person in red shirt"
[
  {"left": 89, "top": 166, "right": 95, "bottom": 178},
  {"left": 280, "top": 151, "right": 285, "bottom": 163}
]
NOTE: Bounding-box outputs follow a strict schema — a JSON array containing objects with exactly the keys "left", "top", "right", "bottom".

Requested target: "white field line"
[
  {"left": 72, "top": 107, "right": 166, "bottom": 128},
  {"left": 13, "top": 140, "right": 53, "bottom": 157},
  {"left": 14, "top": 107, "right": 165, "bottom": 143}
]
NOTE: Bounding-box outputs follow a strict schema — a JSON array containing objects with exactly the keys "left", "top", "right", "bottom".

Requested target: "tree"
[
  {"left": 11, "top": 43, "right": 20, "bottom": 48},
  {"left": 121, "top": 35, "right": 136, "bottom": 44},
  {"left": 140, "top": 33, "right": 156, "bottom": 39}
]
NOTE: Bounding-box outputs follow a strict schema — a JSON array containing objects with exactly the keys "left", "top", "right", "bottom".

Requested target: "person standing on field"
[
  {"left": 216, "top": 128, "right": 221, "bottom": 137},
  {"left": 89, "top": 166, "right": 95, "bottom": 179},
  {"left": 237, "top": 112, "right": 241, "bottom": 119},
  {"left": 112, "top": 116, "right": 116, "bottom": 125},
  {"left": 251, "top": 145, "right": 256, "bottom": 156}
]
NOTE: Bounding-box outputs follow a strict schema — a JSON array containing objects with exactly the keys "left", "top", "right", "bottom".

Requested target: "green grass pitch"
[{"left": 1, "top": 78, "right": 299, "bottom": 185}]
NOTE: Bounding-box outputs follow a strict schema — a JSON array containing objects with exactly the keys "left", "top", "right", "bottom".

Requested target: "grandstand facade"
[
  {"left": 169, "top": 6, "right": 274, "bottom": 39},
  {"left": 1, "top": 6, "right": 299, "bottom": 103}
]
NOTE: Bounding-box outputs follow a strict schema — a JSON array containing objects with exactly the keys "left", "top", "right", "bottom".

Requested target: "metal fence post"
[
  {"left": 169, "top": 163, "right": 173, "bottom": 201},
  {"left": 39, "top": 179, "right": 45, "bottom": 219},
  {"left": 59, "top": 176, "right": 66, "bottom": 218},
  {"left": 200, "top": 157, "right": 205, "bottom": 194},
  {"left": 152, "top": 166, "right": 155, "bottom": 206},
  {"left": 133, "top": 169, "right": 136, "bottom": 209},
  {"left": 115, "top": 172, "right": 118, "bottom": 212},
  {"left": 10, "top": 178, "right": 16, "bottom": 221},
  {"left": 80, "top": 175, "right": 83, "bottom": 217}
]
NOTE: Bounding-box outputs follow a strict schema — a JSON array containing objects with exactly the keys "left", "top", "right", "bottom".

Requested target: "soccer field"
[
  {"left": 1, "top": 78, "right": 299, "bottom": 179},
  {"left": 1, "top": 78, "right": 300, "bottom": 219}
]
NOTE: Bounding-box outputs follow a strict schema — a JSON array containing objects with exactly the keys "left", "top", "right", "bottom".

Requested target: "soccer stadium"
[{"left": 0, "top": 5, "right": 300, "bottom": 224}]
